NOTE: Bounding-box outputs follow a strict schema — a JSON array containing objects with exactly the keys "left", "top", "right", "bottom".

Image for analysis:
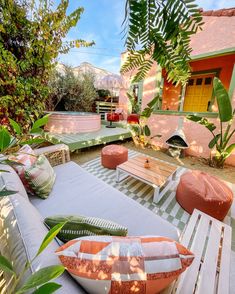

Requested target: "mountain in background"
[{"left": 56, "top": 62, "right": 116, "bottom": 83}]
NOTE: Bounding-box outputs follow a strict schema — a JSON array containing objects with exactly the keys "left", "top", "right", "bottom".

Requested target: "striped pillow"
[
  {"left": 24, "top": 155, "right": 56, "bottom": 199},
  {"left": 8, "top": 144, "right": 37, "bottom": 193},
  {"left": 45, "top": 215, "right": 128, "bottom": 242},
  {"left": 56, "top": 235, "right": 194, "bottom": 294}
]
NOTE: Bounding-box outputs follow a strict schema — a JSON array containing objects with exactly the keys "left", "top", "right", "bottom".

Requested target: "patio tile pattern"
[{"left": 81, "top": 149, "right": 235, "bottom": 250}]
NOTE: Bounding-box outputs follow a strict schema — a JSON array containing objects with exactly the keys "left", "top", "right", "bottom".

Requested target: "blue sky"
[{"left": 58, "top": 0, "right": 235, "bottom": 74}]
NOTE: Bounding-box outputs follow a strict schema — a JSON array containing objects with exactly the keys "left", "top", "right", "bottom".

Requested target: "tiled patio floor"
[{"left": 81, "top": 149, "right": 235, "bottom": 250}]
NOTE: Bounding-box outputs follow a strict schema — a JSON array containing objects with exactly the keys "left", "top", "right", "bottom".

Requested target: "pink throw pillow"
[{"left": 9, "top": 145, "right": 37, "bottom": 192}]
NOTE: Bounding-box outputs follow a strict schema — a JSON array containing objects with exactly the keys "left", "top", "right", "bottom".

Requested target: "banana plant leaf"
[
  {"left": 224, "top": 143, "right": 235, "bottom": 159},
  {"left": 208, "top": 134, "right": 220, "bottom": 149},
  {"left": 0, "top": 189, "right": 17, "bottom": 197},
  {"left": 143, "top": 125, "right": 151, "bottom": 136},
  {"left": 9, "top": 119, "right": 22, "bottom": 136},
  {"left": 30, "top": 114, "right": 50, "bottom": 133},
  {"left": 16, "top": 265, "right": 64, "bottom": 294},
  {"left": 141, "top": 107, "right": 153, "bottom": 118},
  {"left": 0, "top": 255, "right": 15, "bottom": 276},
  {"left": 130, "top": 125, "right": 141, "bottom": 136},
  {"left": 36, "top": 222, "right": 67, "bottom": 257},
  {"left": 20, "top": 138, "right": 45, "bottom": 146},
  {"left": 0, "top": 127, "right": 11, "bottom": 152},
  {"left": 213, "top": 77, "right": 233, "bottom": 122},
  {"left": 33, "top": 282, "right": 62, "bottom": 294},
  {"left": 187, "top": 115, "right": 216, "bottom": 132},
  {"left": 147, "top": 95, "right": 159, "bottom": 108}
]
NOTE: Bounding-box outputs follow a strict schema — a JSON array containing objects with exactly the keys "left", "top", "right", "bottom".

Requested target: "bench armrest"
[
  {"left": 162, "top": 209, "right": 231, "bottom": 294},
  {"left": 34, "top": 144, "right": 70, "bottom": 167}
]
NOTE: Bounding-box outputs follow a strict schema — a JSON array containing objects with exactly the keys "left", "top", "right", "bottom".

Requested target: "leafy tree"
[
  {"left": 48, "top": 65, "right": 97, "bottom": 112},
  {"left": 74, "top": 72, "right": 97, "bottom": 112},
  {"left": 121, "top": 0, "right": 203, "bottom": 85},
  {"left": 0, "top": 0, "right": 94, "bottom": 130}
]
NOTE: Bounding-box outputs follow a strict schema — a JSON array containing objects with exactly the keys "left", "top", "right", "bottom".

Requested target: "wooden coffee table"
[{"left": 116, "top": 155, "right": 179, "bottom": 203}]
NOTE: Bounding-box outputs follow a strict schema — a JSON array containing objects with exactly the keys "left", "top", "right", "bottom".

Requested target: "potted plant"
[
  {"left": 126, "top": 91, "right": 141, "bottom": 124},
  {"left": 127, "top": 94, "right": 160, "bottom": 147}
]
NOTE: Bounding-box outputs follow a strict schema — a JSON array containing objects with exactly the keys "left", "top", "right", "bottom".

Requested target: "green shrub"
[
  {"left": 48, "top": 66, "right": 97, "bottom": 112},
  {"left": 0, "top": 0, "right": 94, "bottom": 130}
]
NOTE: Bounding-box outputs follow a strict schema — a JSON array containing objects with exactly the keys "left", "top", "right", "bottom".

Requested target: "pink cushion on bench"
[
  {"left": 176, "top": 170, "right": 233, "bottom": 221},
  {"left": 101, "top": 145, "right": 128, "bottom": 169}
]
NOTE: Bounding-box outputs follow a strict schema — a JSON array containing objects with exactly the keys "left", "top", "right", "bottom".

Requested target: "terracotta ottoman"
[
  {"left": 176, "top": 170, "right": 233, "bottom": 221},
  {"left": 101, "top": 145, "right": 128, "bottom": 169}
]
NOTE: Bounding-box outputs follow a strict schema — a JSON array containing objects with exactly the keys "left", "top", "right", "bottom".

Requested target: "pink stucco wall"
[
  {"left": 119, "top": 12, "right": 235, "bottom": 165},
  {"left": 119, "top": 52, "right": 235, "bottom": 166},
  {"left": 148, "top": 106, "right": 235, "bottom": 166},
  {"left": 190, "top": 15, "right": 235, "bottom": 57},
  {"left": 138, "top": 86, "right": 235, "bottom": 166}
]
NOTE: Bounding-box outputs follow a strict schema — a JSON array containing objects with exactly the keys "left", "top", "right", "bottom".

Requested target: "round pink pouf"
[
  {"left": 176, "top": 170, "right": 233, "bottom": 221},
  {"left": 101, "top": 145, "right": 128, "bottom": 169}
]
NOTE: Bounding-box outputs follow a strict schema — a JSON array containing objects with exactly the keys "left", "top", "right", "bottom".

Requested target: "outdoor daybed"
[{"left": 0, "top": 144, "right": 233, "bottom": 293}]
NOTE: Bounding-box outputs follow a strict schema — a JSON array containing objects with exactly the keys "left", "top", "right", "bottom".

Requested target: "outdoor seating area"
[
  {"left": 0, "top": 1, "right": 235, "bottom": 294},
  {"left": 1, "top": 143, "right": 234, "bottom": 294}
]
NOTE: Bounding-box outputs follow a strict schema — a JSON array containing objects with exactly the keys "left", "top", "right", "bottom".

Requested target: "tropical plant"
[
  {"left": 0, "top": 114, "right": 66, "bottom": 293},
  {"left": 47, "top": 66, "right": 97, "bottom": 112},
  {"left": 121, "top": 0, "right": 204, "bottom": 85},
  {"left": 0, "top": 0, "right": 94, "bottom": 130},
  {"left": 128, "top": 95, "right": 161, "bottom": 147},
  {"left": 187, "top": 77, "right": 235, "bottom": 168},
  {"left": 127, "top": 91, "right": 141, "bottom": 114},
  {"left": 0, "top": 221, "right": 67, "bottom": 294},
  {"left": 0, "top": 114, "right": 49, "bottom": 197},
  {"left": 0, "top": 114, "right": 49, "bottom": 154}
]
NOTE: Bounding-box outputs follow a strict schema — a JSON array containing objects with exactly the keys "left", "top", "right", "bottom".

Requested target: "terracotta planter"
[{"left": 127, "top": 113, "right": 140, "bottom": 124}]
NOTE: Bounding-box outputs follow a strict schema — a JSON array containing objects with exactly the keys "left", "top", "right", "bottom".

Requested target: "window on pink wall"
[
  {"left": 162, "top": 79, "right": 181, "bottom": 111},
  {"left": 130, "top": 81, "right": 143, "bottom": 107}
]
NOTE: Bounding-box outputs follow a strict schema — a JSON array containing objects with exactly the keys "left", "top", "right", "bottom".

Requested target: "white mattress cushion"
[
  {"left": 30, "top": 161, "right": 179, "bottom": 240},
  {"left": 0, "top": 195, "right": 85, "bottom": 293},
  {"left": 0, "top": 163, "right": 28, "bottom": 200}
]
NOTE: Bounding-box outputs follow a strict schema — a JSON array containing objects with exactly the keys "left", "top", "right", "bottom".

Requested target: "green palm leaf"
[
  {"left": 213, "top": 77, "right": 233, "bottom": 122},
  {"left": 122, "top": 0, "right": 203, "bottom": 85}
]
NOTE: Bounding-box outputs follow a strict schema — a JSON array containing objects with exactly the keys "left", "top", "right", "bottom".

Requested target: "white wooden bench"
[{"left": 163, "top": 209, "right": 232, "bottom": 294}]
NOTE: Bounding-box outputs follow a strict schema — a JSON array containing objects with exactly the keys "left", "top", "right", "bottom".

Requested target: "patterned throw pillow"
[
  {"left": 8, "top": 145, "right": 37, "bottom": 192},
  {"left": 45, "top": 215, "right": 128, "bottom": 242},
  {"left": 24, "top": 155, "right": 56, "bottom": 199},
  {"left": 56, "top": 235, "right": 194, "bottom": 294}
]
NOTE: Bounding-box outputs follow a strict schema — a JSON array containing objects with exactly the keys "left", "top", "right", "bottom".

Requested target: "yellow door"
[{"left": 183, "top": 75, "right": 214, "bottom": 112}]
